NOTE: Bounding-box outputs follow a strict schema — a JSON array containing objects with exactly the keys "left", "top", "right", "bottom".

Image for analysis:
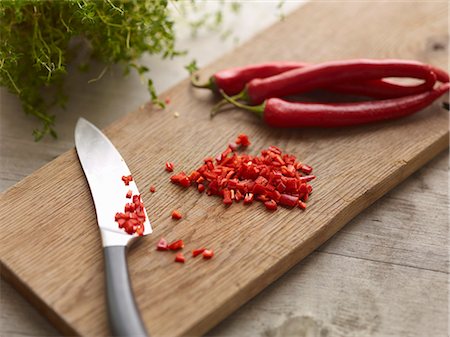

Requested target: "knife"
[{"left": 75, "top": 117, "right": 150, "bottom": 337}]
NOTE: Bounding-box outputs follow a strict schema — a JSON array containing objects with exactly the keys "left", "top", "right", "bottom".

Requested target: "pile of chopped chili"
[
  {"left": 170, "top": 134, "right": 314, "bottom": 211},
  {"left": 113, "top": 175, "right": 146, "bottom": 235},
  {"left": 114, "top": 193, "right": 146, "bottom": 236}
]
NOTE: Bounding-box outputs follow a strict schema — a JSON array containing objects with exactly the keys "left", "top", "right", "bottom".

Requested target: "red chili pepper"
[
  {"left": 171, "top": 210, "right": 182, "bottom": 220},
  {"left": 192, "top": 62, "right": 307, "bottom": 96},
  {"left": 156, "top": 238, "right": 169, "bottom": 251},
  {"left": 193, "top": 61, "right": 449, "bottom": 98},
  {"left": 165, "top": 162, "right": 174, "bottom": 172},
  {"left": 175, "top": 253, "right": 185, "bottom": 263},
  {"left": 192, "top": 248, "right": 206, "bottom": 257},
  {"left": 126, "top": 190, "right": 132, "bottom": 198},
  {"left": 168, "top": 240, "right": 184, "bottom": 250},
  {"left": 241, "top": 59, "right": 440, "bottom": 105},
  {"left": 221, "top": 83, "right": 449, "bottom": 128},
  {"left": 202, "top": 249, "right": 214, "bottom": 259},
  {"left": 149, "top": 185, "right": 156, "bottom": 193}
]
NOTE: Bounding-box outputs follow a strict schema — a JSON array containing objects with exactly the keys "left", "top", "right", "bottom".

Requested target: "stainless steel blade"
[{"left": 75, "top": 118, "right": 152, "bottom": 247}]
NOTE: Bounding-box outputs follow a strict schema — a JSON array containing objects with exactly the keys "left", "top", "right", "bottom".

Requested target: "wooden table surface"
[{"left": 1, "top": 2, "right": 448, "bottom": 337}]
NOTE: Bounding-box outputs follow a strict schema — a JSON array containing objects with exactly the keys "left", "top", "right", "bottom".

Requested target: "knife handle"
[{"left": 104, "top": 246, "right": 149, "bottom": 337}]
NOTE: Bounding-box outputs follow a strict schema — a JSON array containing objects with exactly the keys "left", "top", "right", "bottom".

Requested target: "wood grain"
[{"left": 1, "top": 2, "right": 448, "bottom": 337}]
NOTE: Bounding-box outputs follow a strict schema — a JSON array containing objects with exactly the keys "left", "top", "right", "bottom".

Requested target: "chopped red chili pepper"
[
  {"left": 149, "top": 185, "right": 156, "bottom": 193},
  {"left": 300, "top": 164, "right": 313, "bottom": 175},
  {"left": 202, "top": 249, "right": 214, "bottom": 259},
  {"left": 115, "top": 188, "right": 146, "bottom": 236},
  {"left": 228, "top": 142, "right": 238, "bottom": 151},
  {"left": 175, "top": 253, "right": 185, "bottom": 263},
  {"left": 278, "top": 194, "right": 299, "bottom": 208},
  {"left": 235, "top": 134, "right": 251, "bottom": 147},
  {"left": 171, "top": 210, "right": 182, "bottom": 220},
  {"left": 135, "top": 226, "right": 144, "bottom": 236},
  {"left": 168, "top": 135, "right": 314, "bottom": 212},
  {"left": 168, "top": 240, "right": 184, "bottom": 250},
  {"left": 192, "top": 248, "right": 206, "bottom": 257},
  {"left": 223, "top": 189, "right": 232, "bottom": 205},
  {"left": 264, "top": 200, "right": 277, "bottom": 211},
  {"left": 122, "top": 175, "right": 133, "bottom": 185},
  {"left": 170, "top": 171, "right": 191, "bottom": 188},
  {"left": 156, "top": 238, "right": 169, "bottom": 251},
  {"left": 244, "top": 193, "right": 254, "bottom": 204},
  {"left": 165, "top": 162, "right": 174, "bottom": 172},
  {"left": 165, "top": 97, "right": 171, "bottom": 105},
  {"left": 298, "top": 200, "right": 307, "bottom": 210}
]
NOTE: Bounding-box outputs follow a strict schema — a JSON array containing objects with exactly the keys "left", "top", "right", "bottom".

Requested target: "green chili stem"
[
  {"left": 190, "top": 74, "right": 213, "bottom": 89},
  {"left": 220, "top": 90, "right": 264, "bottom": 118},
  {"left": 210, "top": 91, "right": 248, "bottom": 117}
]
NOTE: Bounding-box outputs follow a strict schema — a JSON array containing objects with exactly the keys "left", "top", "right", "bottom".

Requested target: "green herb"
[
  {"left": 185, "top": 60, "right": 199, "bottom": 75},
  {"left": 1, "top": 0, "right": 178, "bottom": 140}
]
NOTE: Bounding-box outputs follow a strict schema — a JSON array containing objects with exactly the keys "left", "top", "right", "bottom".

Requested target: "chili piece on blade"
[
  {"left": 114, "top": 193, "right": 146, "bottom": 236},
  {"left": 122, "top": 175, "right": 133, "bottom": 185}
]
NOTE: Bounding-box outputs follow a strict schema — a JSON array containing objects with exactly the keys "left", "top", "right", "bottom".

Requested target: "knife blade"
[{"left": 75, "top": 117, "right": 150, "bottom": 337}]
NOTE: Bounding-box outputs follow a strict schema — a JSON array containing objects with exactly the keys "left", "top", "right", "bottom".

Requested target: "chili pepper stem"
[
  {"left": 211, "top": 91, "right": 248, "bottom": 118},
  {"left": 210, "top": 99, "right": 229, "bottom": 118},
  {"left": 220, "top": 90, "right": 265, "bottom": 118},
  {"left": 190, "top": 74, "right": 213, "bottom": 90}
]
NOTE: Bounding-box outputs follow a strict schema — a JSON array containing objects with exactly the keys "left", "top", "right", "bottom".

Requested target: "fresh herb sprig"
[{"left": 0, "top": 0, "right": 179, "bottom": 140}]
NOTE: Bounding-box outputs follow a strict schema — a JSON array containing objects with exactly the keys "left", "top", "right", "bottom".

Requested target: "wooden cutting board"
[{"left": 1, "top": 2, "right": 448, "bottom": 337}]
